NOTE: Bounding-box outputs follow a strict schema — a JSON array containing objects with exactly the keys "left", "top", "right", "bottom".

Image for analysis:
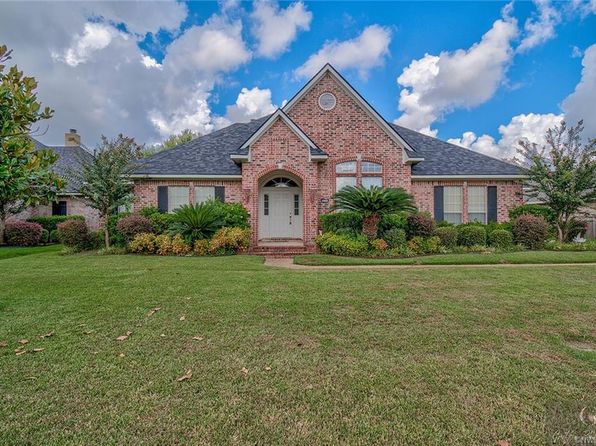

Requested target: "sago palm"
[
  {"left": 168, "top": 203, "right": 222, "bottom": 243},
  {"left": 331, "top": 186, "right": 416, "bottom": 238}
]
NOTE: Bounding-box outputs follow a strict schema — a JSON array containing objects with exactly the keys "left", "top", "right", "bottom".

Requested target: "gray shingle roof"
[
  {"left": 391, "top": 124, "right": 522, "bottom": 176},
  {"left": 34, "top": 139, "right": 93, "bottom": 193},
  {"left": 134, "top": 116, "right": 522, "bottom": 177}
]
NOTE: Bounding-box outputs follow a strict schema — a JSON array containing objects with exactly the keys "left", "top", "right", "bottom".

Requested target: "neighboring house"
[
  {"left": 132, "top": 64, "right": 524, "bottom": 253},
  {"left": 15, "top": 130, "right": 101, "bottom": 229}
]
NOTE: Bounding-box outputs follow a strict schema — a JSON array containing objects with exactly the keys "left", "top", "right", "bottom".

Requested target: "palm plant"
[
  {"left": 168, "top": 203, "right": 222, "bottom": 243},
  {"left": 331, "top": 186, "right": 417, "bottom": 239}
]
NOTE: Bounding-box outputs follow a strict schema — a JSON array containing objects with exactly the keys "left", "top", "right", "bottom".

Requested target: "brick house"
[{"left": 132, "top": 64, "right": 524, "bottom": 252}]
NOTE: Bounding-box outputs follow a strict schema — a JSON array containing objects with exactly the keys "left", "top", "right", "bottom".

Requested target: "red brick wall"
[
  {"left": 11, "top": 197, "right": 101, "bottom": 229},
  {"left": 411, "top": 180, "right": 523, "bottom": 223}
]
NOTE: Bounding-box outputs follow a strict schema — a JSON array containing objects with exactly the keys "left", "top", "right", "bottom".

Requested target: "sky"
[{"left": 0, "top": 0, "right": 594, "bottom": 160}]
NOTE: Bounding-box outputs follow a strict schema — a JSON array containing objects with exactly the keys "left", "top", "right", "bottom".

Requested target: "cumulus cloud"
[
  {"left": 562, "top": 44, "right": 596, "bottom": 137},
  {"left": 52, "top": 22, "right": 122, "bottom": 67},
  {"left": 251, "top": 1, "right": 312, "bottom": 58},
  {"left": 226, "top": 87, "right": 277, "bottom": 122},
  {"left": 295, "top": 25, "right": 391, "bottom": 79},
  {"left": 517, "top": 0, "right": 561, "bottom": 53},
  {"left": 394, "top": 9, "right": 518, "bottom": 135}
]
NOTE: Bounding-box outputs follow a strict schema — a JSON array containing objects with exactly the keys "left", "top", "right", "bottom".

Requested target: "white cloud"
[
  {"left": 225, "top": 87, "right": 277, "bottom": 122},
  {"left": 517, "top": 0, "right": 561, "bottom": 53},
  {"left": 141, "top": 55, "right": 162, "bottom": 69},
  {"left": 251, "top": 1, "right": 312, "bottom": 58},
  {"left": 562, "top": 44, "right": 596, "bottom": 137},
  {"left": 52, "top": 22, "right": 122, "bottom": 67},
  {"left": 394, "top": 9, "right": 518, "bottom": 135},
  {"left": 295, "top": 24, "right": 391, "bottom": 79},
  {"left": 569, "top": 0, "right": 596, "bottom": 17}
]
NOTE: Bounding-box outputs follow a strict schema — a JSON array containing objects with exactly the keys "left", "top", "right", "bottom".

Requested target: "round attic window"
[{"left": 318, "top": 92, "right": 336, "bottom": 111}]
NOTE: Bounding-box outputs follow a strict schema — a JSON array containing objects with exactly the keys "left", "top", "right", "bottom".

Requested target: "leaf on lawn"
[
  {"left": 497, "top": 441, "right": 510, "bottom": 446},
  {"left": 116, "top": 331, "right": 132, "bottom": 341},
  {"left": 118, "top": 353, "right": 125, "bottom": 358},
  {"left": 0, "top": 341, "right": 8, "bottom": 348},
  {"left": 15, "top": 349, "right": 27, "bottom": 356},
  {"left": 179, "top": 315, "right": 186, "bottom": 321},
  {"left": 176, "top": 369, "right": 192, "bottom": 382},
  {"left": 264, "top": 366, "right": 272, "bottom": 371},
  {"left": 192, "top": 336, "right": 204, "bottom": 341},
  {"left": 40, "top": 331, "right": 54, "bottom": 339},
  {"left": 14, "top": 347, "right": 24, "bottom": 353},
  {"left": 32, "top": 348, "right": 44, "bottom": 353},
  {"left": 84, "top": 330, "right": 93, "bottom": 335},
  {"left": 241, "top": 367, "right": 249, "bottom": 376},
  {"left": 160, "top": 333, "right": 166, "bottom": 337},
  {"left": 147, "top": 307, "right": 161, "bottom": 317},
  {"left": 18, "top": 339, "right": 29, "bottom": 345}
]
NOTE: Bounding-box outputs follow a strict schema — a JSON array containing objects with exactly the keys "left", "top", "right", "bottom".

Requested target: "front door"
[{"left": 259, "top": 187, "right": 302, "bottom": 239}]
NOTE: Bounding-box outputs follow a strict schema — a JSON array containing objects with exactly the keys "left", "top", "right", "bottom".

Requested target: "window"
[
  {"left": 52, "top": 201, "right": 67, "bottom": 216},
  {"left": 294, "top": 194, "right": 300, "bottom": 216},
  {"left": 167, "top": 187, "right": 189, "bottom": 212},
  {"left": 336, "top": 176, "right": 357, "bottom": 191},
  {"left": 336, "top": 161, "right": 356, "bottom": 174},
  {"left": 361, "top": 161, "right": 382, "bottom": 174},
  {"left": 468, "top": 186, "right": 487, "bottom": 223},
  {"left": 195, "top": 186, "right": 215, "bottom": 204},
  {"left": 443, "top": 186, "right": 462, "bottom": 224},
  {"left": 361, "top": 176, "right": 382, "bottom": 189},
  {"left": 263, "top": 194, "right": 269, "bottom": 216}
]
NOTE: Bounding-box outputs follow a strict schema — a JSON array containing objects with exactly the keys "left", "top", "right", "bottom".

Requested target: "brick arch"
[{"left": 255, "top": 165, "right": 306, "bottom": 186}]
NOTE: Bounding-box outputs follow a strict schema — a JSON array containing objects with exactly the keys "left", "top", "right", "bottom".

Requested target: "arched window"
[{"left": 263, "top": 177, "right": 299, "bottom": 188}]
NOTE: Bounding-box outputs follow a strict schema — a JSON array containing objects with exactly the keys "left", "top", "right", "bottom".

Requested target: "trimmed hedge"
[
  {"left": 5, "top": 221, "right": 43, "bottom": 246},
  {"left": 320, "top": 211, "right": 362, "bottom": 235},
  {"left": 509, "top": 204, "right": 556, "bottom": 223},
  {"left": 315, "top": 233, "right": 369, "bottom": 257},
  {"left": 457, "top": 225, "right": 486, "bottom": 247},
  {"left": 116, "top": 215, "right": 154, "bottom": 242},
  {"left": 513, "top": 214, "right": 548, "bottom": 249},
  {"left": 434, "top": 226, "right": 458, "bottom": 248},
  {"left": 488, "top": 229, "right": 513, "bottom": 248},
  {"left": 57, "top": 219, "right": 92, "bottom": 250},
  {"left": 382, "top": 228, "right": 407, "bottom": 249},
  {"left": 27, "top": 215, "right": 84, "bottom": 232},
  {"left": 406, "top": 213, "right": 435, "bottom": 238}
]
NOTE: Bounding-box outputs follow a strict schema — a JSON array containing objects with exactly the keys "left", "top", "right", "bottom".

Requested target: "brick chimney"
[{"left": 64, "top": 129, "right": 81, "bottom": 146}]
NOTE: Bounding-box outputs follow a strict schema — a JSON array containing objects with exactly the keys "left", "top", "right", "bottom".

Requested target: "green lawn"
[
  {"left": 294, "top": 250, "right": 596, "bottom": 266},
  {"left": 0, "top": 244, "right": 62, "bottom": 260},
  {"left": 1, "top": 252, "right": 595, "bottom": 445}
]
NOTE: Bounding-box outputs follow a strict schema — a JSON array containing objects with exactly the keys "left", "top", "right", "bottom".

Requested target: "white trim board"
[{"left": 130, "top": 174, "right": 242, "bottom": 180}]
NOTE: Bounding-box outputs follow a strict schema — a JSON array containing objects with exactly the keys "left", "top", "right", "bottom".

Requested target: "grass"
[
  {"left": 294, "top": 250, "right": 596, "bottom": 266},
  {"left": 0, "top": 244, "right": 62, "bottom": 260},
  {"left": 1, "top": 252, "right": 595, "bottom": 445}
]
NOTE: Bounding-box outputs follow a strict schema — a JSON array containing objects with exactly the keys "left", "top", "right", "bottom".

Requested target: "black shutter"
[
  {"left": 433, "top": 186, "right": 444, "bottom": 222},
  {"left": 215, "top": 186, "right": 225, "bottom": 202},
  {"left": 157, "top": 186, "right": 168, "bottom": 212},
  {"left": 487, "top": 186, "right": 497, "bottom": 222}
]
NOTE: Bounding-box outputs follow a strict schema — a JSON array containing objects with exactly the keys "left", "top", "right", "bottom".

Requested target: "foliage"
[
  {"left": 27, "top": 215, "right": 84, "bottom": 232},
  {"left": 116, "top": 215, "right": 154, "bottom": 242},
  {"left": 382, "top": 228, "right": 407, "bottom": 249},
  {"left": 210, "top": 200, "right": 250, "bottom": 229},
  {"left": 320, "top": 211, "right": 362, "bottom": 235},
  {"left": 508, "top": 204, "right": 556, "bottom": 224},
  {"left": 457, "top": 225, "right": 487, "bottom": 247},
  {"left": 406, "top": 213, "right": 435, "bottom": 239},
  {"left": 488, "top": 229, "right": 514, "bottom": 249},
  {"left": 139, "top": 207, "right": 174, "bottom": 234},
  {"left": 40, "top": 228, "right": 49, "bottom": 244},
  {"left": 208, "top": 227, "right": 250, "bottom": 255},
  {"left": 378, "top": 212, "right": 408, "bottom": 233},
  {"left": 193, "top": 239, "right": 210, "bottom": 256},
  {"left": 106, "top": 212, "right": 130, "bottom": 247},
  {"left": 4, "top": 220, "right": 43, "bottom": 246},
  {"left": 331, "top": 186, "right": 416, "bottom": 238},
  {"left": 128, "top": 233, "right": 157, "bottom": 254},
  {"left": 433, "top": 226, "right": 458, "bottom": 248},
  {"left": 485, "top": 221, "right": 513, "bottom": 235},
  {"left": 512, "top": 214, "right": 549, "bottom": 249},
  {"left": 144, "top": 129, "right": 200, "bottom": 157},
  {"left": 315, "top": 232, "right": 370, "bottom": 257},
  {"left": 407, "top": 236, "right": 441, "bottom": 254},
  {"left": 371, "top": 238, "right": 388, "bottom": 251},
  {"left": 49, "top": 229, "right": 58, "bottom": 243},
  {"left": 56, "top": 219, "right": 92, "bottom": 250},
  {"left": 97, "top": 246, "right": 128, "bottom": 256},
  {"left": 566, "top": 218, "right": 588, "bottom": 242},
  {"left": 171, "top": 234, "right": 191, "bottom": 256},
  {"left": 544, "top": 239, "right": 596, "bottom": 251},
  {"left": 70, "top": 134, "right": 143, "bottom": 248},
  {"left": 517, "top": 120, "right": 596, "bottom": 242},
  {"left": 155, "top": 234, "right": 173, "bottom": 256},
  {"left": 0, "top": 45, "right": 63, "bottom": 243},
  {"left": 169, "top": 203, "right": 221, "bottom": 243}
]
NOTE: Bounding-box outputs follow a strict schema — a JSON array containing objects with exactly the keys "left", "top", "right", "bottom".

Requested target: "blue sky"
[{"left": 0, "top": 1, "right": 594, "bottom": 159}]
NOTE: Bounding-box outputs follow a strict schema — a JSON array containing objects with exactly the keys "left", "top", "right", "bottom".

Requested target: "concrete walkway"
[{"left": 264, "top": 257, "right": 596, "bottom": 270}]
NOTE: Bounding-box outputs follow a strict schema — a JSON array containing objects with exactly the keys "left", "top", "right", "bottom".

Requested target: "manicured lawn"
[
  {"left": 0, "top": 244, "right": 62, "bottom": 260},
  {"left": 294, "top": 250, "right": 596, "bottom": 266},
  {"left": 1, "top": 253, "right": 595, "bottom": 445}
]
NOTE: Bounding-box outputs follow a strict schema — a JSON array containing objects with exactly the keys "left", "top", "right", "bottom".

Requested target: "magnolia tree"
[
  {"left": 517, "top": 120, "right": 596, "bottom": 242},
  {"left": 70, "top": 135, "right": 143, "bottom": 248},
  {"left": 0, "top": 45, "right": 63, "bottom": 243}
]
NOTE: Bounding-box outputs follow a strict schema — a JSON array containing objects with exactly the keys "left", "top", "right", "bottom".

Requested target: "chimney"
[{"left": 64, "top": 129, "right": 81, "bottom": 146}]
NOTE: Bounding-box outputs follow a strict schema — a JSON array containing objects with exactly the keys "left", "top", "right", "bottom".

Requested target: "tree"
[
  {"left": 144, "top": 129, "right": 200, "bottom": 157},
  {"left": 517, "top": 120, "right": 596, "bottom": 242},
  {"left": 331, "top": 186, "right": 417, "bottom": 239},
  {"left": 71, "top": 134, "right": 143, "bottom": 248},
  {"left": 0, "top": 45, "right": 63, "bottom": 244}
]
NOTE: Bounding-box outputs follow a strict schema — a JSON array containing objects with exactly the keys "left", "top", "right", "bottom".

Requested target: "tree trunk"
[
  {"left": 362, "top": 214, "right": 381, "bottom": 239},
  {"left": 103, "top": 212, "right": 110, "bottom": 249},
  {"left": 0, "top": 213, "right": 5, "bottom": 246}
]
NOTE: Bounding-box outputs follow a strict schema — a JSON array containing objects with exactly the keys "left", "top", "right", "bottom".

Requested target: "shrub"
[
  {"left": 193, "top": 239, "right": 210, "bottom": 256},
  {"left": 155, "top": 234, "right": 173, "bottom": 256},
  {"left": 107, "top": 213, "right": 130, "bottom": 247},
  {"left": 5, "top": 221, "right": 43, "bottom": 246},
  {"left": 139, "top": 206, "right": 160, "bottom": 217},
  {"left": 371, "top": 238, "right": 388, "bottom": 251},
  {"left": 382, "top": 228, "right": 407, "bottom": 249},
  {"left": 171, "top": 234, "right": 191, "bottom": 256},
  {"left": 485, "top": 221, "right": 512, "bottom": 235},
  {"left": 139, "top": 207, "right": 174, "bottom": 234},
  {"left": 56, "top": 219, "right": 92, "bottom": 250},
  {"left": 41, "top": 229, "right": 49, "bottom": 244},
  {"left": 566, "top": 218, "right": 588, "bottom": 242},
  {"left": 378, "top": 212, "right": 408, "bottom": 233},
  {"left": 169, "top": 203, "right": 221, "bottom": 243},
  {"left": 211, "top": 201, "right": 250, "bottom": 229},
  {"left": 116, "top": 215, "right": 154, "bottom": 242},
  {"left": 49, "top": 229, "right": 59, "bottom": 243},
  {"left": 208, "top": 227, "right": 250, "bottom": 255},
  {"left": 509, "top": 204, "right": 556, "bottom": 223},
  {"left": 407, "top": 236, "right": 441, "bottom": 254},
  {"left": 489, "top": 229, "right": 513, "bottom": 249},
  {"left": 406, "top": 213, "right": 435, "bottom": 238},
  {"left": 319, "top": 211, "right": 362, "bottom": 235},
  {"left": 513, "top": 214, "right": 549, "bottom": 249},
  {"left": 27, "top": 215, "right": 84, "bottom": 232},
  {"left": 128, "top": 233, "right": 157, "bottom": 254},
  {"left": 544, "top": 239, "right": 596, "bottom": 251},
  {"left": 458, "top": 225, "right": 486, "bottom": 247},
  {"left": 97, "top": 247, "right": 127, "bottom": 255},
  {"left": 434, "top": 226, "right": 458, "bottom": 248},
  {"left": 315, "top": 233, "right": 369, "bottom": 257}
]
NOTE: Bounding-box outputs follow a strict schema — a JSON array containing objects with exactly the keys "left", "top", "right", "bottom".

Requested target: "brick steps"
[{"left": 250, "top": 245, "right": 312, "bottom": 258}]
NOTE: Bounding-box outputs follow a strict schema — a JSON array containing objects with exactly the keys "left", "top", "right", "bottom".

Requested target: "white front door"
[{"left": 259, "top": 187, "right": 302, "bottom": 239}]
